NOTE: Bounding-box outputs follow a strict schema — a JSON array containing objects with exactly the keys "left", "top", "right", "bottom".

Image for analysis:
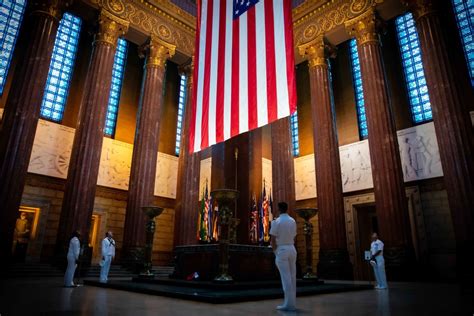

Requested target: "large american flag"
[{"left": 189, "top": 0, "right": 297, "bottom": 152}]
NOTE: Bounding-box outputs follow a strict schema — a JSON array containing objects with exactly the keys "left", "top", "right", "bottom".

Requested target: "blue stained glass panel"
[
  {"left": 349, "top": 38, "right": 368, "bottom": 139},
  {"left": 40, "top": 13, "right": 82, "bottom": 122},
  {"left": 104, "top": 38, "right": 128, "bottom": 137},
  {"left": 0, "top": 0, "right": 26, "bottom": 94},
  {"left": 290, "top": 111, "right": 299, "bottom": 156},
  {"left": 452, "top": 0, "right": 474, "bottom": 86},
  {"left": 395, "top": 12, "right": 432, "bottom": 124},
  {"left": 175, "top": 74, "right": 187, "bottom": 156}
]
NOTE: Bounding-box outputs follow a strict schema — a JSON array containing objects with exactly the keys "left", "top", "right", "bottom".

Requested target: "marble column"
[
  {"left": 271, "top": 117, "right": 296, "bottom": 217},
  {"left": 345, "top": 9, "right": 413, "bottom": 279},
  {"left": 0, "top": 0, "right": 70, "bottom": 259},
  {"left": 298, "top": 37, "right": 352, "bottom": 279},
  {"left": 173, "top": 60, "right": 202, "bottom": 246},
  {"left": 123, "top": 37, "right": 175, "bottom": 260},
  {"left": 405, "top": 0, "right": 474, "bottom": 282},
  {"left": 55, "top": 11, "right": 129, "bottom": 252}
]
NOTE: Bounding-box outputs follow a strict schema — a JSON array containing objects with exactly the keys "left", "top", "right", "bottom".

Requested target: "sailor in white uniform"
[
  {"left": 270, "top": 202, "right": 297, "bottom": 311},
  {"left": 64, "top": 231, "right": 81, "bottom": 287},
  {"left": 100, "top": 231, "right": 116, "bottom": 283},
  {"left": 370, "top": 233, "right": 388, "bottom": 289}
]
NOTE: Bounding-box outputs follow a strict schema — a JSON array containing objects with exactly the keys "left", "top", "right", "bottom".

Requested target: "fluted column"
[
  {"left": 405, "top": 0, "right": 474, "bottom": 282},
  {"left": 173, "top": 59, "right": 202, "bottom": 246},
  {"left": 123, "top": 37, "right": 175, "bottom": 259},
  {"left": 299, "top": 37, "right": 352, "bottom": 279},
  {"left": 0, "top": 0, "right": 71, "bottom": 260},
  {"left": 55, "top": 10, "right": 129, "bottom": 252},
  {"left": 271, "top": 117, "right": 296, "bottom": 216},
  {"left": 345, "top": 9, "right": 413, "bottom": 279}
]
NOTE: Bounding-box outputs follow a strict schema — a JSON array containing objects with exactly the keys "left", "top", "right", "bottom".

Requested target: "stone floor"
[{"left": 0, "top": 278, "right": 472, "bottom": 315}]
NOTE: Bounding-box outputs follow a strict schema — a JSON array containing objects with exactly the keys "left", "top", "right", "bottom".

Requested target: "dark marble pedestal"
[{"left": 171, "top": 244, "right": 278, "bottom": 281}]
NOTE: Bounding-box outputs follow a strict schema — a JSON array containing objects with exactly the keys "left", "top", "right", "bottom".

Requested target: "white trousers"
[
  {"left": 64, "top": 255, "right": 77, "bottom": 286},
  {"left": 100, "top": 255, "right": 112, "bottom": 282},
  {"left": 372, "top": 256, "right": 388, "bottom": 288},
  {"left": 275, "top": 245, "right": 297, "bottom": 308}
]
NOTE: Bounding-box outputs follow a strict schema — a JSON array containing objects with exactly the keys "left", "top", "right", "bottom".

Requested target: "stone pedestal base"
[
  {"left": 317, "top": 249, "right": 353, "bottom": 280},
  {"left": 171, "top": 244, "right": 278, "bottom": 281},
  {"left": 384, "top": 246, "right": 416, "bottom": 281},
  {"left": 121, "top": 247, "right": 145, "bottom": 274}
]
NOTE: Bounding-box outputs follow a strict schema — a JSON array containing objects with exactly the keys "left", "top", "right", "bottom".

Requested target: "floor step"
[{"left": 2, "top": 263, "right": 174, "bottom": 279}]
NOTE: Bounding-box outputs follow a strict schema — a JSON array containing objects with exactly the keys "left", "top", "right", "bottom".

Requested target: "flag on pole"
[
  {"left": 198, "top": 182, "right": 210, "bottom": 242},
  {"left": 249, "top": 194, "right": 259, "bottom": 243},
  {"left": 262, "top": 185, "right": 270, "bottom": 243},
  {"left": 189, "top": 0, "right": 297, "bottom": 152}
]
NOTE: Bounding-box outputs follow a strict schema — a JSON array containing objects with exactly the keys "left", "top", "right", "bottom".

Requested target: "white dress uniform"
[
  {"left": 64, "top": 236, "right": 80, "bottom": 287},
  {"left": 100, "top": 237, "right": 116, "bottom": 283},
  {"left": 370, "top": 239, "right": 388, "bottom": 289},
  {"left": 270, "top": 213, "right": 297, "bottom": 310}
]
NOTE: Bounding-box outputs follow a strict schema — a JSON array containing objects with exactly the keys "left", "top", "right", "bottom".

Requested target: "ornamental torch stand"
[
  {"left": 211, "top": 189, "right": 239, "bottom": 283},
  {"left": 140, "top": 206, "right": 163, "bottom": 278},
  {"left": 296, "top": 208, "right": 319, "bottom": 280}
]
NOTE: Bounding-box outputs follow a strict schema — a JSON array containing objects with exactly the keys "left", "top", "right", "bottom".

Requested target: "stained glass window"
[
  {"left": 0, "top": 0, "right": 26, "bottom": 94},
  {"left": 175, "top": 74, "right": 187, "bottom": 156},
  {"left": 40, "top": 13, "right": 82, "bottom": 122},
  {"left": 290, "top": 111, "right": 299, "bottom": 156},
  {"left": 349, "top": 38, "right": 368, "bottom": 139},
  {"left": 104, "top": 38, "right": 128, "bottom": 137},
  {"left": 395, "top": 12, "right": 432, "bottom": 123},
  {"left": 452, "top": 0, "right": 474, "bottom": 86}
]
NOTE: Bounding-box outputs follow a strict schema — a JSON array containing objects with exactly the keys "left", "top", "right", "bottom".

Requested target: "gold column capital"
[
  {"left": 298, "top": 36, "right": 336, "bottom": 68},
  {"left": 345, "top": 8, "right": 380, "bottom": 46},
  {"left": 401, "top": 0, "right": 436, "bottom": 21},
  {"left": 140, "top": 36, "right": 176, "bottom": 68},
  {"left": 30, "top": 0, "right": 73, "bottom": 21},
  {"left": 94, "top": 9, "right": 129, "bottom": 47}
]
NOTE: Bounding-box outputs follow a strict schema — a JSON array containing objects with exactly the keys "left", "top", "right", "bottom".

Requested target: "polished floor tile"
[{"left": 0, "top": 278, "right": 472, "bottom": 315}]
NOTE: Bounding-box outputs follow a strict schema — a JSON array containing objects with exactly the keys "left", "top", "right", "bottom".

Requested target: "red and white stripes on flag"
[{"left": 189, "top": 0, "right": 297, "bottom": 153}]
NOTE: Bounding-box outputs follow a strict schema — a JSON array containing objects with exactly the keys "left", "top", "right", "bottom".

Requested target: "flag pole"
[{"left": 234, "top": 147, "right": 238, "bottom": 190}]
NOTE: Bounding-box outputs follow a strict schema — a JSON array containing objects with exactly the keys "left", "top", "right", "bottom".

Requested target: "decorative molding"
[
  {"left": 293, "top": 0, "right": 385, "bottom": 58},
  {"left": 83, "top": 0, "right": 195, "bottom": 56},
  {"left": 95, "top": 9, "right": 130, "bottom": 47},
  {"left": 79, "top": 0, "right": 398, "bottom": 59},
  {"left": 140, "top": 35, "right": 176, "bottom": 68},
  {"left": 298, "top": 35, "right": 336, "bottom": 68},
  {"left": 344, "top": 7, "right": 380, "bottom": 46}
]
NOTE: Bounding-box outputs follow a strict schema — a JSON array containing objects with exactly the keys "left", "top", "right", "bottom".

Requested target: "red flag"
[{"left": 189, "top": 0, "right": 297, "bottom": 152}]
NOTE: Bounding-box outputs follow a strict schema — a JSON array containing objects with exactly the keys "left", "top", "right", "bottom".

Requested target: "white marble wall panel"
[
  {"left": 28, "top": 120, "right": 75, "bottom": 179},
  {"left": 397, "top": 122, "right": 443, "bottom": 182},
  {"left": 27, "top": 120, "right": 177, "bottom": 197},
  {"left": 199, "top": 157, "right": 212, "bottom": 199},
  {"left": 294, "top": 122, "right": 448, "bottom": 200},
  {"left": 154, "top": 152, "right": 179, "bottom": 198},
  {"left": 97, "top": 138, "right": 133, "bottom": 190},
  {"left": 339, "top": 140, "right": 373, "bottom": 193},
  {"left": 294, "top": 154, "right": 317, "bottom": 200}
]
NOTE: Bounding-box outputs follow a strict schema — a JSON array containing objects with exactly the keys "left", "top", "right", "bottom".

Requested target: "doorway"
[{"left": 354, "top": 204, "right": 378, "bottom": 281}]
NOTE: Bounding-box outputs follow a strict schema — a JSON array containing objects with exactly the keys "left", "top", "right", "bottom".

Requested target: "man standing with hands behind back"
[
  {"left": 270, "top": 202, "right": 297, "bottom": 312},
  {"left": 100, "top": 231, "right": 115, "bottom": 283}
]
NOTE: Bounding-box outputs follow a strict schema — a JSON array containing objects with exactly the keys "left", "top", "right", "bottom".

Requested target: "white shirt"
[
  {"left": 269, "top": 213, "right": 296, "bottom": 246},
  {"left": 370, "top": 239, "right": 384, "bottom": 257},
  {"left": 67, "top": 237, "right": 80, "bottom": 259},
  {"left": 101, "top": 237, "right": 116, "bottom": 257}
]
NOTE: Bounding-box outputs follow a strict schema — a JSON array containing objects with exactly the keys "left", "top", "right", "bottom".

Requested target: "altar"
[{"left": 171, "top": 244, "right": 278, "bottom": 281}]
